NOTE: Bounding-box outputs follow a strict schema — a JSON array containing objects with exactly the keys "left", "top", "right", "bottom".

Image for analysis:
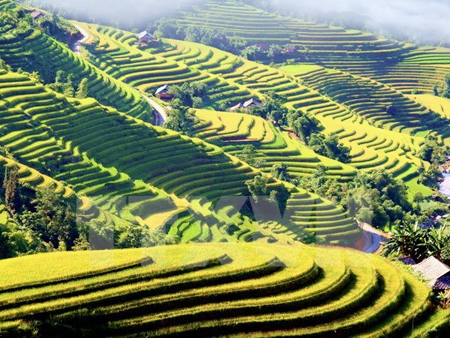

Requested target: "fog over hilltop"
[
  {"left": 22, "top": 0, "right": 450, "bottom": 45},
  {"left": 268, "top": 0, "right": 450, "bottom": 45}
]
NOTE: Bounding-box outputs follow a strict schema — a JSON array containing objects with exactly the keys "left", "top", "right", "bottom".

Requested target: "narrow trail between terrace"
[
  {"left": 70, "top": 23, "right": 167, "bottom": 126},
  {"left": 72, "top": 24, "right": 89, "bottom": 55},
  {"left": 143, "top": 95, "right": 168, "bottom": 126}
]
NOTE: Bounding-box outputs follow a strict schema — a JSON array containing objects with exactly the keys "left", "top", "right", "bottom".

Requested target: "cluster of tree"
[
  {"left": 433, "top": 74, "right": 450, "bottom": 98},
  {"left": 295, "top": 167, "right": 414, "bottom": 229},
  {"left": 308, "top": 133, "right": 351, "bottom": 163},
  {"left": 168, "top": 81, "right": 210, "bottom": 108},
  {"left": 236, "top": 92, "right": 350, "bottom": 163},
  {"left": 151, "top": 19, "right": 244, "bottom": 54},
  {"left": 1, "top": 6, "right": 78, "bottom": 45},
  {"left": 240, "top": 44, "right": 285, "bottom": 61},
  {"left": 0, "top": 167, "right": 178, "bottom": 259},
  {"left": 418, "top": 135, "right": 447, "bottom": 164},
  {"left": 417, "top": 135, "right": 448, "bottom": 188},
  {"left": 245, "top": 91, "right": 288, "bottom": 122},
  {"left": 236, "top": 145, "right": 265, "bottom": 168},
  {"left": 163, "top": 99, "right": 198, "bottom": 136},
  {"left": 286, "top": 109, "right": 350, "bottom": 163},
  {"left": 46, "top": 70, "right": 89, "bottom": 99},
  {"left": 384, "top": 219, "right": 450, "bottom": 264},
  {"left": 151, "top": 19, "right": 291, "bottom": 63},
  {"left": 33, "top": 12, "right": 80, "bottom": 45}
]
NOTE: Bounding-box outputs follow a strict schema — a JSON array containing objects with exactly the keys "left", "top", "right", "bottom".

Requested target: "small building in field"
[
  {"left": 412, "top": 256, "right": 450, "bottom": 292},
  {"left": 30, "top": 10, "right": 46, "bottom": 20},
  {"left": 155, "top": 84, "right": 174, "bottom": 101},
  {"left": 243, "top": 98, "right": 262, "bottom": 109},
  {"left": 138, "top": 31, "right": 156, "bottom": 44},
  {"left": 230, "top": 98, "right": 262, "bottom": 111},
  {"left": 230, "top": 102, "right": 244, "bottom": 112}
]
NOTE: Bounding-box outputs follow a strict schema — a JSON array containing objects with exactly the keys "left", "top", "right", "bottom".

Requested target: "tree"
[
  {"left": 246, "top": 174, "right": 269, "bottom": 203},
  {"left": 271, "top": 163, "right": 288, "bottom": 181},
  {"left": 383, "top": 220, "right": 428, "bottom": 261},
  {"left": 386, "top": 105, "right": 397, "bottom": 115},
  {"left": 55, "top": 70, "right": 65, "bottom": 84},
  {"left": 267, "top": 44, "right": 283, "bottom": 59},
  {"left": 3, "top": 167, "right": 20, "bottom": 215},
  {"left": 413, "top": 192, "right": 424, "bottom": 204},
  {"left": 308, "top": 133, "right": 350, "bottom": 163},
  {"left": 192, "top": 96, "right": 203, "bottom": 108},
  {"left": 384, "top": 221, "right": 450, "bottom": 262},
  {"left": 76, "top": 78, "right": 89, "bottom": 99},
  {"left": 236, "top": 145, "right": 264, "bottom": 168},
  {"left": 248, "top": 91, "right": 288, "bottom": 122},
  {"left": 418, "top": 142, "right": 434, "bottom": 162},
  {"left": 20, "top": 186, "right": 78, "bottom": 250},
  {"left": 441, "top": 74, "right": 450, "bottom": 98},
  {"left": 163, "top": 99, "right": 198, "bottom": 136},
  {"left": 168, "top": 81, "right": 209, "bottom": 108},
  {"left": 286, "top": 110, "right": 323, "bottom": 143}
]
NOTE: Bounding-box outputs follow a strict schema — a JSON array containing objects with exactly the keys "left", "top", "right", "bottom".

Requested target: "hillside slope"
[
  {"left": 0, "top": 66, "right": 361, "bottom": 245},
  {"left": 0, "top": 243, "right": 448, "bottom": 337},
  {"left": 75, "top": 25, "right": 440, "bottom": 196},
  {"left": 174, "top": 0, "right": 450, "bottom": 94},
  {"left": 0, "top": 10, "right": 153, "bottom": 121}
]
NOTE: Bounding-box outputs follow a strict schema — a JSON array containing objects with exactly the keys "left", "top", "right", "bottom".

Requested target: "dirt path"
[
  {"left": 143, "top": 95, "right": 168, "bottom": 126},
  {"left": 358, "top": 221, "right": 391, "bottom": 254},
  {"left": 72, "top": 24, "right": 89, "bottom": 55}
]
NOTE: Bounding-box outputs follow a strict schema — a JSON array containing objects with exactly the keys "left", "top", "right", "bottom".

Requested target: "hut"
[
  {"left": 138, "top": 31, "right": 156, "bottom": 44},
  {"left": 230, "top": 102, "right": 244, "bottom": 112},
  {"left": 155, "top": 85, "right": 174, "bottom": 101},
  {"left": 30, "top": 10, "right": 46, "bottom": 20},
  {"left": 243, "top": 98, "right": 261, "bottom": 109},
  {"left": 412, "top": 256, "right": 450, "bottom": 292}
]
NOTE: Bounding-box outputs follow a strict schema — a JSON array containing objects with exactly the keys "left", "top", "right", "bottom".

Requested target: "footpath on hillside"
[
  {"left": 70, "top": 24, "right": 168, "bottom": 126},
  {"left": 72, "top": 24, "right": 89, "bottom": 55},
  {"left": 358, "top": 221, "right": 391, "bottom": 254},
  {"left": 143, "top": 95, "right": 168, "bottom": 126}
]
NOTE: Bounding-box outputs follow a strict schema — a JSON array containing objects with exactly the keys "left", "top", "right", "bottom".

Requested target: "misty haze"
[{"left": 24, "top": 0, "right": 450, "bottom": 45}]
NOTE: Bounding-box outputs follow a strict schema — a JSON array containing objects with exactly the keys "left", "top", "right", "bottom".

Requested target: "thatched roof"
[{"left": 412, "top": 256, "right": 450, "bottom": 288}]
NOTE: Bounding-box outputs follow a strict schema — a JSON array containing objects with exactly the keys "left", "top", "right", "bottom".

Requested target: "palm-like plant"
[
  {"left": 384, "top": 221, "right": 449, "bottom": 262},
  {"left": 384, "top": 221, "right": 429, "bottom": 261},
  {"left": 428, "top": 222, "right": 450, "bottom": 259}
]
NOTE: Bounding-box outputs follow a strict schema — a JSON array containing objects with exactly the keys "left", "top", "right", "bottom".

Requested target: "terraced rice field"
[
  {"left": 174, "top": 0, "right": 450, "bottom": 95},
  {"left": 193, "top": 109, "right": 358, "bottom": 182},
  {"left": 0, "top": 69, "right": 174, "bottom": 228},
  {"left": 407, "top": 94, "right": 450, "bottom": 119},
  {"left": 72, "top": 22, "right": 256, "bottom": 108},
  {"left": 0, "top": 67, "right": 360, "bottom": 245},
  {"left": 0, "top": 18, "right": 153, "bottom": 121},
  {"left": 154, "top": 39, "right": 436, "bottom": 192},
  {"left": 175, "top": 0, "right": 411, "bottom": 57},
  {"left": 71, "top": 25, "right": 439, "bottom": 197},
  {"left": 0, "top": 243, "right": 448, "bottom": 337}
]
